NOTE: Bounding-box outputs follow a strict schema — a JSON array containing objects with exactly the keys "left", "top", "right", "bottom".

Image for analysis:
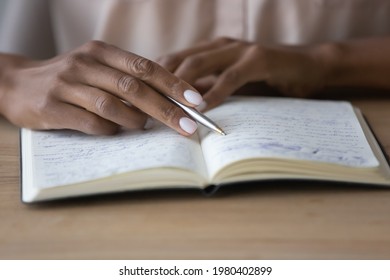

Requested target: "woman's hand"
[
  {"left": 0, "top": 41, "right": 203, "bottom": 135},
  {"left": 157, "top": 37, "right": 334, "bottom": 110}
]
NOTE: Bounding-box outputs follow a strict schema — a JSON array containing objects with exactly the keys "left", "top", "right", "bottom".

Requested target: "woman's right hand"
[{"left": 0, "top": 41, "right": 203, "bottom": 136}]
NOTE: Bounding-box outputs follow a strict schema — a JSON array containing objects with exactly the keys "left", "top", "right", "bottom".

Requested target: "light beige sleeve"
[{"left": 0, "top": 0, "right": 55, "bottom": 59}]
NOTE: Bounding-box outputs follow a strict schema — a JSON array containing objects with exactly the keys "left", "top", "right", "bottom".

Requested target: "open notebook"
[{"left": 21, "top": 96, "right": 390, "bottom": 203}]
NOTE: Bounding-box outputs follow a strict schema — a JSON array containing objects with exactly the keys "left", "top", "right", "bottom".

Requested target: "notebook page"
[
  {"left": 28, "top": 123, "right": 206, "bottom": 189},
  {"left": 199, "top": 97, "right": 379, "bottom": 178}
]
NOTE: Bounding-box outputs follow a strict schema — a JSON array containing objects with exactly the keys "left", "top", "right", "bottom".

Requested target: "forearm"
[
  {"left": 0, "top": 53, "right": 29, "bottom": 117},
  {"left": 323, "top": 37, "right": 390, "bottom": 90}
]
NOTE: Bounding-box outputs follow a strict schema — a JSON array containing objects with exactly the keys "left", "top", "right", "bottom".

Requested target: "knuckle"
[
  {"left": 215, "top": 36, "right": 234, "bottom": 46},
  {"left": 94, "top": 95, "right": 115, "bottom": 116},
  {"left": 64, "top": 53, "right": 80, "bottom": 66},
  {"left": 64, "top": 53, "right": 87, "bottom": 72},
  {"left": 116, "top": 75, "right": 140, "bottom": 94},
  {"left": 127, "top": 57, "right": 156, "bottom": 79},
  {"left": 182, "top": 55, "right": 203, "bottom": 69},
  {"left": 82, "top": 40, "right": 106, "bottom": 54}
]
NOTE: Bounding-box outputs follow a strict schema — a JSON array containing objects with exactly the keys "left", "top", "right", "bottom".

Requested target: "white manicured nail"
[
  {"left": 179, "top": 117, "right": 197, "bottom": 134},
  {"left": 196, "top": 101, "right": 207, "bottom": 112},
  {"left": 184, "top": 90, "right": 203, "bottom": 106},
  {"left": 143, "top": 118, "right": 155, "bottom": 130}
]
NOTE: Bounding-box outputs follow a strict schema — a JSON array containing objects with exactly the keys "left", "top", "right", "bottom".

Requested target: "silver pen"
[{"left": 167, "top": 96, "right": 226, "bottom": 136}]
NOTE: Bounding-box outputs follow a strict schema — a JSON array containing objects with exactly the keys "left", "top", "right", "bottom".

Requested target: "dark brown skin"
[
  {"left": 0, "top": 41, "right": 203, "bottom": 135},
  {"left": 158, "top": 37, "right": 390, "bottom": 111},
  {"left": 1, "top": 37, "right": 390, "bottom": 135}
]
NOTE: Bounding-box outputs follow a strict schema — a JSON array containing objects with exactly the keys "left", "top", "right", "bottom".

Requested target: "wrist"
[
  {"left": 0, "top": 54, "right": 31, "bottom": 117},
  {"left": 314, "top": 42, "right": 348, "bottom": 87},
  {"left": 262, "top": 43, "right": 342, "bottom": 97},
  {"left": 310, "top": 42, "right": 345, "bottom": 88}
]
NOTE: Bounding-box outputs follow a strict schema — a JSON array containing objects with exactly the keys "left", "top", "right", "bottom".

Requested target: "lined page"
[
  {"left": 199, "top": 97, "right": 379, "bottom": 178},
  {"left": 28, "top": 123, "right": 206, "bottom": 189}
]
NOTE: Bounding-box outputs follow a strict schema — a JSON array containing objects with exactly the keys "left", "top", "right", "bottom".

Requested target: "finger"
[
  {"left": 157, "top": 37, "right": 235, "bottom": 72},
  {"left": 193, "top": 75, "right": 217, "bottom": 94},
  {"left": 86, "top": 41, "right": 203, "bottom": 107},
  {"left": 47, "top": 103, "right": 119, "bottom": 135},
  {"left": 58, "top": 85, "right": 148, "bottom": 130},
  {"left": 75, "top": 62, "right": 199, "bottom": 135},
  {"left": 202, "top": 64, "right": 251, "bottom": 110},
  {"left": 174, "top": 42, "right": 244, "bottom": 85},
  {"left": 201, "top": 46, "right": 268, "bottom": 110}
]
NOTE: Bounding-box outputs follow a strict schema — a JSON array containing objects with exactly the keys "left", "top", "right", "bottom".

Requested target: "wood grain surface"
[{"left": 1, "top": 97, "right": 390, "bottom": 259}]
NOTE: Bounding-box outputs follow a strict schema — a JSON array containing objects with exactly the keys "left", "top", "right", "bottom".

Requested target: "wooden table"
[{"left": 1, "top": 97, "right": 390, "bottom": 259}]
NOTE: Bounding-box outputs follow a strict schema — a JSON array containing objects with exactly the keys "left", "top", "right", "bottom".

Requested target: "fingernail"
[
  {"left": 179, "top": 117, "right": 197, "bottom": 134},
  {"left": 144, "top": 117, "right": 155, "bottom": 130},
  {"left": 184, "top": 89, "right": 203, "bottom": 106},
  {"left": 196, "top": 101, "right": 207, "bottom": 112}
]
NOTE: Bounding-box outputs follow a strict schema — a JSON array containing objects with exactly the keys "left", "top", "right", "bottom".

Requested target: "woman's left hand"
[{"left": 157, "top": 37, "right": 333, "bottom": 111}]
